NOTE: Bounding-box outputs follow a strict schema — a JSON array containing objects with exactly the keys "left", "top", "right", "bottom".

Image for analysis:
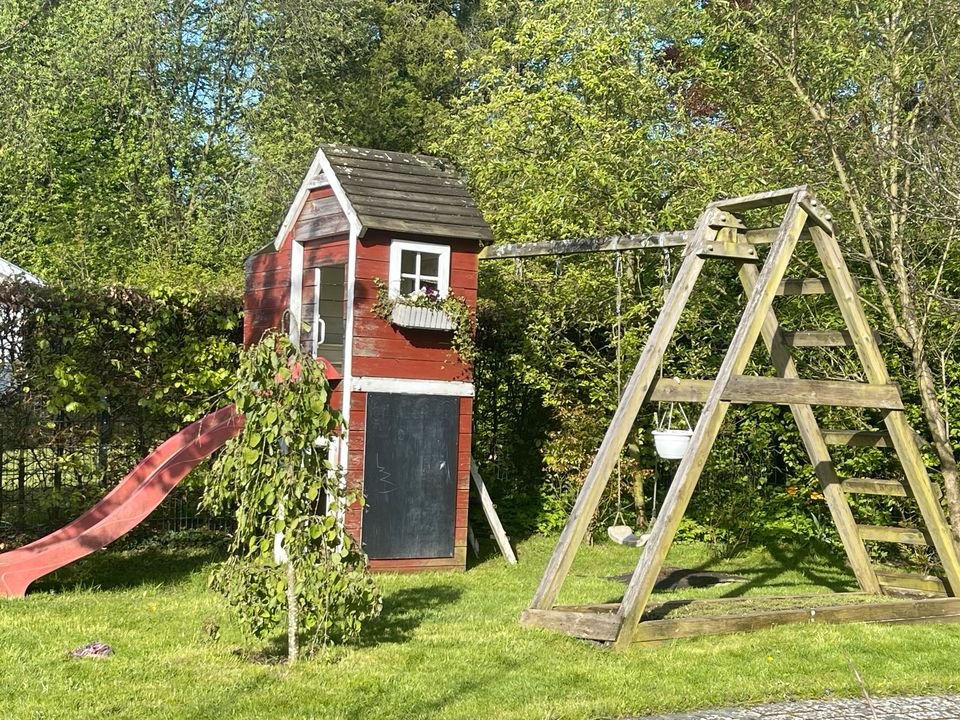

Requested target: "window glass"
[
  {"left": 400, "top": 252, "right": 417, "bottom": 274},
  {"left": 420, "top": 253, "right": 439, "bottom": 276}
]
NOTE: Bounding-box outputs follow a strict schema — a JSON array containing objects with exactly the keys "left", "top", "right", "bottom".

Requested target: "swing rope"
[{"left": 607, "top": 252, "right": 651, "bottom": 548}]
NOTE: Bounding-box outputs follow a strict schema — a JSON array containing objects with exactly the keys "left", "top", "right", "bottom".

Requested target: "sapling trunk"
[{"left": 286, "top": 559, "right": 298, "bottom": 664}]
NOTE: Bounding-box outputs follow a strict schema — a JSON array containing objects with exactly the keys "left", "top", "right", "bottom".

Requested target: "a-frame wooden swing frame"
[{"left": 482, "top": 186, "right": 960, "bottom": 648}]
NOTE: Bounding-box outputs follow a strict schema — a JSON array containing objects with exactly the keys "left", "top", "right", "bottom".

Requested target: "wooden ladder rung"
[
  {"left": 776, "top": 276, "right": 861, "bottom": 296},
  {"left": 875, "top": 571, "right": 946, "bottom": 597},
  {"left": 649, "top": 377, "right": 903, "bottom": 410},
  {"left": 697, "top": 241, "right": 760, "bottom": 262},
  {"left": 841, "top": 477, "right": 943, "bottom": 500},
  {"left": 782, "top": 330, "right": 854, "bottom": 347},
  {"left": 777, "top": 277, "right": 833, "bottom": 295},
  {"left": 822, "top": 430, "right": 893, "bottom": 447},
  {"left": 858, "top": 524, "right": 929, "bottom": 546}
]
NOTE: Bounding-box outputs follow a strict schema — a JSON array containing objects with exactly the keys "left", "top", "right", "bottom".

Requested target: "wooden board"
[
  {"left": 822, "top": 430, "right": 893, "bottom": 448},
  {"left": 470, "top": 457, "right": 517, "bottom": 564},
  {"left": 648, "top": 376, "right": 904, "bottom": 410},
  {"left": 630, "top": 597, "right": 960, "bottom": 643},
  {"left": 781, "top": 330, "right": 854, "bottom": 347},
  {"left": 697, "top": 241, "right": 761, "bottom": 262},
  {"left": 477, "top": 227, "right": 787, "bottom": 261},
  {"left": 876, "top": 572, "right": 947, "bottom": 596},
  {"left": 858, "top": 524, "right": 929, "bottom": 545},
  {"left": 519, "top": 608, "right": 620, "bottom": 642},
  {"left": 776, "top": 277, "right": 835, "bottom": 295},
  {"left": 841, "top": 477, "right": 942, "bottom": 500}
]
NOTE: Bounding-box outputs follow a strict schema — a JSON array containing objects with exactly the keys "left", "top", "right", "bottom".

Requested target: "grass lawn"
[{"left": 1, "top": 533, "right": 959, "bottom": 719}]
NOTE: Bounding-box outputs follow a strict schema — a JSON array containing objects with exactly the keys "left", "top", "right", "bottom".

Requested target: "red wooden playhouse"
[{"left": 243, "top": 145, "right": 491, "bottom": 572}]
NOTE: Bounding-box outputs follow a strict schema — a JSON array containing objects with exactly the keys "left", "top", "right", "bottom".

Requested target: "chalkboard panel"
[{"left": 362, "top": 393, "right": 459, "bottom": 559}]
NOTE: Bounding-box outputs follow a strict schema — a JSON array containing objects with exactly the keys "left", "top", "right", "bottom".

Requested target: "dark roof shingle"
[{"left": 320, "top": 145, "right": 492, "bottom": 242}]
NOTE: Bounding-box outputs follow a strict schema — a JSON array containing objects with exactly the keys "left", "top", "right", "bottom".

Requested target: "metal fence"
[{"left": 0, "top": 417, "right": 229, "bottom": 539}]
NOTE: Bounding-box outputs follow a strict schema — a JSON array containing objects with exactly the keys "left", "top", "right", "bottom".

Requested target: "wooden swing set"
[{"left": 479, "top": 186, "right": 960, "bottom": 648}]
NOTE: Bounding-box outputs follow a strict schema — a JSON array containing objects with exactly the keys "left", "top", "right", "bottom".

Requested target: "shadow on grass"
[
  {"left": 359, "top": 584, "right": 462, "bottom": 646},
  {"left": 594, "top": 534, "right": 857, "bottom": 606},
  {"left": 29, "top": 545, "right": 223, "bottom": 594}
]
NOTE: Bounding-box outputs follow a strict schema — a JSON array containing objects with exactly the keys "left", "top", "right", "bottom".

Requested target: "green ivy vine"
[{"left": 372, "top": 278, "right": 476, "bottom": 363}]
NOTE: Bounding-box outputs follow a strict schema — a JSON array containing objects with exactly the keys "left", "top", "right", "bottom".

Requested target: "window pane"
[
  {"left": 419, "top": 279, "right": 439, "bottom": 294},
  {"left": 400, "top": 276, "right": 416, "bottom": 295},
  {"left": 400, "top": 250, "right": 417, "bottom": 274},
  {"left": 420, "top": 252, "right": 440, "bottom": 276}
]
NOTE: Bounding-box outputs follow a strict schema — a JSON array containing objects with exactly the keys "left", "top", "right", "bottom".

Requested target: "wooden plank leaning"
[
  {"left": 470, "top": 456, "right": 517, "bottom": 564},
  {"left": 526, "top": 206, "right": 724, "bottom": 611},
  {"left": 739, "top": 261, "right": 880, "bottom": 595},
  {"left": 808, "top": 225, "right": 960, "bottom": 595},
  {"left": 613, "top": 191, "right": 810, "bottom": 648}
]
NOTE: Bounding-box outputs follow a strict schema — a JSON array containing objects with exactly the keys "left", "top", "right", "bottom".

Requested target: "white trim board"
[
  {"left": 272, "top": 150, "right": 327, "bottom": 251},
  {"left": 352, "top": 377, "right": 474, "bottom": 397}
]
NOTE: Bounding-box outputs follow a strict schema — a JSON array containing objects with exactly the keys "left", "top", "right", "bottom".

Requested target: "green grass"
[{"left": 1, "top": 534, "right": 959, "bottom": 719}]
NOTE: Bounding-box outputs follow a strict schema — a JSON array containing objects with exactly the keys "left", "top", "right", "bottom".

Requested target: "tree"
[
  {"left": 707, "top": 0, "right": 960, "bottom": 535},
  {"left": 205, "top": 333, "right": 380, "bottom": 661}
]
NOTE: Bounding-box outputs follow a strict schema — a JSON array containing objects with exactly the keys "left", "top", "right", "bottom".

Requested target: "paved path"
[{"left": 628, "top": 694, "right": 960, "bottom": 719}]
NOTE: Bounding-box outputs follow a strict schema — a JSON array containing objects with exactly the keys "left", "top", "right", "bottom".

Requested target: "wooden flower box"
[{"left": 390, "top": 304, "right": 456, "bottom": 331}]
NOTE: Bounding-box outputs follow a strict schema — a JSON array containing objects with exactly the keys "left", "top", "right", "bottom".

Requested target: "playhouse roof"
[
  {"left": 273, "top": 145, "right": 492, "bottom": 249},
  {"left": 0, "top": 257, "right": 42, "bottom": 284}
]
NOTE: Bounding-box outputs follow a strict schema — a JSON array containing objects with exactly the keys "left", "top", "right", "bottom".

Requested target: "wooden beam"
[
  {"left": 477, "top": 227, "right": 788, "bottom": 261},
  {"left": 809, "top": 225, "right": 960, "bottom": 596},
  {"left": 858, "top": 524, "right": 930, "bottom": 546},
  {"left": 781, "top": 330, "right": 854, "bottom": 348},
  {"left": 697, "top": 241, "right": 761, "bottom": 262},
  {"left": 527, "top": 207, "right": 724, "bottom": 613},
  {"left": 798, "top": 197, "right": 835, "bottom": 234},
  {"left": 823, "top": 430, "right": 893, "bottom": 448},
  {"left": 519, "top": 608, "right": 619, "bottom": 642},
  {"left": 876, "top": 572, "right": 947, "bottom": 597},
  {"left": 648, "top": 376, "right": 904, "bottom": 410},
  {"left": 776, "top": 277, "right": 834, "bottom": 295},
  {"left": 470, "top": 456, "right": 517, "bottom": 565},
  {"left": 739, "top": 261, "right": 880, "bottom": 596},
  {"left": 841, "top": 477, "right": 943, "bottom": 500},
  {"left": 714, "top": 186, "right": 808, "bottom": 212},
  {"left": 629, "top": 597, "right": 960, "bottom": 644},
  {"left": 614, "top": 192, "right": 810, "bottom": 649}
]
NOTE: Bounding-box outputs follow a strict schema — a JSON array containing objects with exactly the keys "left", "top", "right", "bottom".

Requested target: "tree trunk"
[
  {"left": 286, "top": 560, "right": 298, "bottom": 664},
  {"left": 914, "top": 350, "right": 960, "bottom": 536}
]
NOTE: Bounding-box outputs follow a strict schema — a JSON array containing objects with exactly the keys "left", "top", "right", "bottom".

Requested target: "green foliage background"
[{"left": 2, "top": 0, "right": 959, "bottom": 556}]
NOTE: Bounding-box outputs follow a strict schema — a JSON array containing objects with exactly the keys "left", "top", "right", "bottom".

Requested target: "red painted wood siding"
[
  {"left": 351, "top": 229, "right": 477, "bottom": 383},
  {"left": 244, "top": 241, "right": 292, "bottom": 347}
]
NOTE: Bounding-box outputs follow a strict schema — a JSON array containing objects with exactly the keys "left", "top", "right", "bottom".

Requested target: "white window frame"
[{"left": 388, "top": 240, "right": 451, "bottom": 299}]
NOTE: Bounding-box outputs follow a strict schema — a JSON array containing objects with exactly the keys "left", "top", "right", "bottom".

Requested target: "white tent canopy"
[
  {"left": 0, "top": 257, "right": 42, "bottom": 285},
  {"left": 0, "top": 256, "right": 42, "bottom": 391}
]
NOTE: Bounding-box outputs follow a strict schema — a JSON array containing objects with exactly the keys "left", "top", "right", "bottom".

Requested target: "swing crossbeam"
[
  {"left": 520, "top": 186, "right": 960, "bottom": 649},
  {"left": 477, "top": 226, "right": 792, "bottom": 261}
]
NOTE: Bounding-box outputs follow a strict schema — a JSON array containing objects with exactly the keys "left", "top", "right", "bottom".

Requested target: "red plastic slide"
[{"left": 0, "top": 405, "right": 243, "bottom": 597}]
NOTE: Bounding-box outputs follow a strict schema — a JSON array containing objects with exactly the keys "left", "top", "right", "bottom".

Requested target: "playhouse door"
[
  {"left": 361, "top": 393, "right": 459, "bottom": 559},
  {"left": 300, "top": 264, "right": 346, "bottom": 371}
]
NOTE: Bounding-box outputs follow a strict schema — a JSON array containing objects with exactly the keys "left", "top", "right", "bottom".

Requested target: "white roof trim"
[
  {"left": 315, "top": 150, "right": 363, "bottom": 238},
  {"left": 272, "top": 149, "right": 328, "bottom": 251},
  {"left": 351, "top": 377, "right": 474, "bottom": 397}
]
